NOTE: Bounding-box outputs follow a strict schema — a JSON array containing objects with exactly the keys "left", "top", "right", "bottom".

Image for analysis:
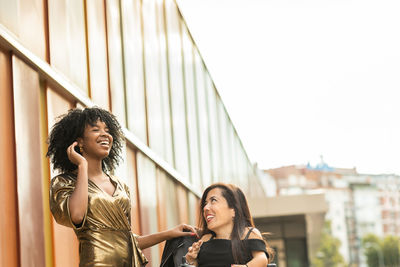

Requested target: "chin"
[{"left": 98, "top": 152, "right": 110, "bottom": 159}]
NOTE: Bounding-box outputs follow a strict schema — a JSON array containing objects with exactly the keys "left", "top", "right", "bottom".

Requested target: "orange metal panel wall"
[
  {"left": 85, "top": 0, "right": 110, "bottom": 109},
  {"left": 12, "top": 56, "right": 46, "bottom": 267},
  {"left": 0, "top": 49, "right": 20, "bottom": 267},
  {"left": 17, "top": 0, "right": 47, "bottom": 60},
  {"left": 46, "top": 88, "right": 80, "bottom": 267},
  {"left": 137, "top": 153, "right": 160, "bottom": 266},
  {"left": 0, "top": 0, "right": 46, "bottom": 60},
  {"left": 126, "top": 146, "right": 142, "bottom": 235},
  {"left": 177, "top": 185, "right": 189, "bottom": 223},
  {"left": 156, "top": 168, "right": 168, "bottom": 258}
]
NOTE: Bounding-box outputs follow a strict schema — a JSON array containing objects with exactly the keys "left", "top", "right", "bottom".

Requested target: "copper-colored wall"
[
  {"left": 0, "top": 48, "right": 19, "bottom": 267},
  {"left": 12, "top": 56, "right": 46, "bottom": 267},
  {"left": 46, "top": 88, "right": 79, "bottom": 267},
  {"left": 126, "top": 146, "right": 142, "bottom": 234}
]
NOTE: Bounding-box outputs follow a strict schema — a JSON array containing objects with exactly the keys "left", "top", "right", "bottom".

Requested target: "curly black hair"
[{"left": 46, "top": 107, "right": 124, "bottom": 173}]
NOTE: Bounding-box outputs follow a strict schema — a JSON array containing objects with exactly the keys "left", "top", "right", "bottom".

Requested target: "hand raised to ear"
[{"left": 67, "top": 142, "right": 87, "bottom": 166}]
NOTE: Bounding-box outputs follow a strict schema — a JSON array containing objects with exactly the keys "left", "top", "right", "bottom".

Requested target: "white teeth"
[{"left": 206, "top": 215, "right": 214, "bottom": 220}]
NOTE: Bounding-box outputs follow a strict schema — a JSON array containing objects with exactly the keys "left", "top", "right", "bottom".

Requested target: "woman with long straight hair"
[{"left": 185, "top": 183, "right": 273, "bottom": 267}]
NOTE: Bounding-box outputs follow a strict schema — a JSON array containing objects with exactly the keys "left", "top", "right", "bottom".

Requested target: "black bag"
[{"left": 160, "top": 235, "right": 198, "bottom": 267}]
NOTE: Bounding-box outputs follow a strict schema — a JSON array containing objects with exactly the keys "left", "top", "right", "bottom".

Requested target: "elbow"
[{"left": 70, "top": 211, "right": 84, "bottom": 225}]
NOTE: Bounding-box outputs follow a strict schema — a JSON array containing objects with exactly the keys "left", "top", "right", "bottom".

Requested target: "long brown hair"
[
  {"left": 198, "top": 183, "right": 249, "bottom": 263},
  {"left": 233, "top": 185, "right": 275, "bottom": 261}
]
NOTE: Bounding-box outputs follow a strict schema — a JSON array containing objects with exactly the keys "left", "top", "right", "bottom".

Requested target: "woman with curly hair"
[
  {"left": 47, "top": 107, "right": 196, "bottom": 267},
  {"left": 185, "top": 183, "right": 274, "bottom": 267}
]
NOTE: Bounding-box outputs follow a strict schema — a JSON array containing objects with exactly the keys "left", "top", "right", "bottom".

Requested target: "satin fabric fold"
[{"left": 50, "top": 173, "right": 147, "bottom": 267}]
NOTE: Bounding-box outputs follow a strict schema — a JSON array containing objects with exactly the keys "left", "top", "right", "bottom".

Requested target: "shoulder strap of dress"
[{"left": 244, "top": 227, "right": 254, "bottom": 240}]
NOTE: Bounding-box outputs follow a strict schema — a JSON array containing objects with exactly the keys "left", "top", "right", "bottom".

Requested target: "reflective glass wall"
[{"left": 0, "top": 0, "right": 264, "bottom": 266}]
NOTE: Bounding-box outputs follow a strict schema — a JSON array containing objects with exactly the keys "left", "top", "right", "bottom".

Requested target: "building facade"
[
  {"left": 265, "top": 163, "right": 400, "bottom": 266},
  {"left": 0, "top": 1, "right": 266, "bottom": 266}
]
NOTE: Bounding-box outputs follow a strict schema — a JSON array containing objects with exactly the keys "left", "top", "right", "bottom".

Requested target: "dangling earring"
[{"left": 79, "top": 146, "right": 83, "bottom": 153}]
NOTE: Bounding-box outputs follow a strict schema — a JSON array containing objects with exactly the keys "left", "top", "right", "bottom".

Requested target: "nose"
[
  {"left": 203, "top": 202, "right": 210, "bottom": 212},
  {"left": 100, "top": 129, "right": 111, "bottom": 137}
]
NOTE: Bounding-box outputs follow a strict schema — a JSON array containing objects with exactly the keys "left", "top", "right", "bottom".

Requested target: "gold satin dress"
[{"left": 50, "top": 173, "right": 147, "bottom": 267}]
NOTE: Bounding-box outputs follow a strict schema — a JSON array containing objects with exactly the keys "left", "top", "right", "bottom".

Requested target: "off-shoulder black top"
[{"left": 197, "top": 228, "right": 269, "bottom": 267}]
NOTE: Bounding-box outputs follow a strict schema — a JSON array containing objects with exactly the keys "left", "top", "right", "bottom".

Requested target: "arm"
[
  {"left": 233, "top": 229, "right": 269, "bottom": 267},
  {"left": 67, "top": 142, "right": 89, "bottom": 225},
  {"left": 245, "top": 251, "right": 269, "bottom": 267},
  {"left": 137, "top": 224, "right": 197, "bottom": 249}
]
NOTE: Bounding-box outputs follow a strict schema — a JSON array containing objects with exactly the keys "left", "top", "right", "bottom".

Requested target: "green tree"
[
  {"left": 362, "top": 234, "right": 400, "bottom": 267},
  {"left": 362, "top": 234, "right": 383, "bottom": 267},
  {"left": 312, "top": 221, "right": 346, "bottom": 267},
  {"left": 382, "top": 236, "right": 400, "bottom": 267}
]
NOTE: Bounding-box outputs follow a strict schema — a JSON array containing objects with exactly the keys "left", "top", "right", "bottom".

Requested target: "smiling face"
[
  {"left": 203, "top": 187, "right": 235, "bottom": 237},
  {"left": 78, "top": 119, "right": 113, "bottom": 160}
]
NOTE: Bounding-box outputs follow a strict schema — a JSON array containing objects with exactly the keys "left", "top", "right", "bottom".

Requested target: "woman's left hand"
[{"left": 168, "top": 224, "right": 199, "bottom": 239}]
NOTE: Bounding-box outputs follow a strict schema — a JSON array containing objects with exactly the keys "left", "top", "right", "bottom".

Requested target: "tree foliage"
[
  {"left": 312, "top": 221, "right": 346, "bottom": 267},
  {"left": 362, "top": 234, "right": 400, "bottom": 267}
]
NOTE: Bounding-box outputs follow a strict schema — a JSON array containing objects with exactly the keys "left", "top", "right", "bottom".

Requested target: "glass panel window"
[
  {"left": 142, "top": 0, "right": 166, "bottom": 158},
  {"left": 193, "top": 50, "right": 211, "bottom": 188},
  {"left": 105, "top": 0, "right": 127, "bottom": 126},
  {"left": 121, "top": 0, "right": 147, "bottom": 142},
  {"left": 217, "top": 98, "right": 231, "bottom": 183},
  {"left": 205, "top": 76, "right": 221, "bottom": 183},
  {"left": 48, "top": 0, "right": 88, "bottom": 94},
  {"left": 164, "top": 0, "right": 190, "bottom": 179},
  {"left": 86, "top": 0, "right": 110, "bottom": 109},
  {"left": 181, "top": 25, "right": 201, "bottom": 187},
  {"left": 155, "top": 0, "right": 174, "bottom": 165}
]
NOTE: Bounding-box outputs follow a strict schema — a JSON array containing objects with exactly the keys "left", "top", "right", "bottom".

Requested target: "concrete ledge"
[{"left": 249, "top": 193, "right": 328, "bottom": 218}]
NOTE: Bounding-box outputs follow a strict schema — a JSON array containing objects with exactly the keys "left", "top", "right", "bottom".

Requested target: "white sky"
[{"left": 177, "top": 0, "right": 400, "bottom": 175}]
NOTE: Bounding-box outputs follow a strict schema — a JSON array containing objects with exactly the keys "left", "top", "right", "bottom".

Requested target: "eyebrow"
[{"left": 205, "top": 195, "right": 218, "bottom": 202}]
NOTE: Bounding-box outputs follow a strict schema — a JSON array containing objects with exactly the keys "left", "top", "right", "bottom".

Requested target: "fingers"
[
  {"left": 191, "top": 240, "right": 203, "bottom": 251},
  {"left": 67, "top": 142, "right": 78, "bottom": 154},
  {"left": 181, "top": 224, "right": 199, "bottom": 238},
  {"left": 186, "top": 240, "right": 203, "bottom": 263}
]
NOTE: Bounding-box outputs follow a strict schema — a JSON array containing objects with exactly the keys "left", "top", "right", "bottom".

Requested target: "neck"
[
  {"left": 214, "top": 224, "right": 234, "bottom": 239},
  {"left": 85, "top": 156, "right": 105, "bottom": 179}
]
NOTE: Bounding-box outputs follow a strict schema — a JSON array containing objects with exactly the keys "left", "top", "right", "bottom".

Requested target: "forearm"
[
  {"left": 69, "top": 163, "right": 89, "bottom": 224},
  {"left": 246, "top": 256, "right": 268, "bottom": 267},
  {"left": 136, "top": 230, "right": 171, "bottom": 249}
]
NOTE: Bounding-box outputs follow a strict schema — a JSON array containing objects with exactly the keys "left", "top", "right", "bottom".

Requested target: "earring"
[{"left": 79, "top": 146, "right": 83, "bottom": 153}]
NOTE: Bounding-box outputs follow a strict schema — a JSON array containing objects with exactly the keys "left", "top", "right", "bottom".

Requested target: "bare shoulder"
[{"left": 247, "top": 227, "right": 263, "bottom": 240}]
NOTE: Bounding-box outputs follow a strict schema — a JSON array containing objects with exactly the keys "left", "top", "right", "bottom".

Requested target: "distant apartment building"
[{"left": 265, "top": 162, "right": 400, "bottom": 266}]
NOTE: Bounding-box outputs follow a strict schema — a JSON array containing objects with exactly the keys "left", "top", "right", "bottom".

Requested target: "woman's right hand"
[
  {"left": 67, "top": 142, "right": 87, "bottom": 166},
  {"left": 185, "top": 240, "right": 203, "bottom": 265}
]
